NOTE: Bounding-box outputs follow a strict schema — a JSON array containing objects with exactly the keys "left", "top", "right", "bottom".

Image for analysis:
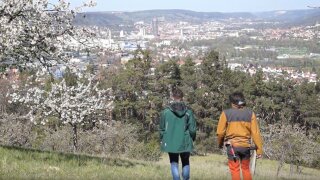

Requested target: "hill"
[
  {"left": 1, "top": 146, "right": 319, "bottom": 179},
  {"left": 116, "top": 9, "right": 254, "bottom": 22},
  {"left": 74, "top": 12, "right": 128, "bottom": 27},
  {"left": 74, "top": 9, "right": 320, "bottom": 27},
  {"left": 74, "top": 9, "right": 254, "bottom": 26},
  {"left": 254, "top": 9, "right": 320, "bottom": 26}
]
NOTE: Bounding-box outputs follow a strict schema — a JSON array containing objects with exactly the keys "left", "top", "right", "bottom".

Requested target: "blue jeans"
[{"left": 169, "top": 152, "right": 190, "bottom": 180}]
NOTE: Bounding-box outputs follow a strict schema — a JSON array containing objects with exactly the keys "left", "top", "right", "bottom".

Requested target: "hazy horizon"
[{"left": 59, "top": 0, "right": 319, "bottom": 13}]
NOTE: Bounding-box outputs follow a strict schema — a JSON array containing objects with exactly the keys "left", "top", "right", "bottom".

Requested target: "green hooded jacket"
[{"left": 159, "top": 102, "right": 197, "bottom": 153}]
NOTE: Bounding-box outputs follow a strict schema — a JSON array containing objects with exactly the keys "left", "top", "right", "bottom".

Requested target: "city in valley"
[{"left": 2, "top": 9, "right": 320, "bottom": 83}]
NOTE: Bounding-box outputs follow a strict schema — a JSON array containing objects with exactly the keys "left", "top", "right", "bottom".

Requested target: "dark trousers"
[
  {"left": 168, "top": 152, "right": 190, "bottom": 180},
  {"left": 168, "top": 152, "right": 190, "bottom": 167}
]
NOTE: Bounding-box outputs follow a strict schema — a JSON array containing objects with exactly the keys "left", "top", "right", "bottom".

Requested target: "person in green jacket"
[{"left": 159, "top": 88, "right": 197, "bottom": 180}]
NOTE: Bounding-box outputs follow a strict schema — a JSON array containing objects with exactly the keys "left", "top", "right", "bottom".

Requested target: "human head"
[
  {"left": 172, "top": 88, "right": 183, "bottom": 101},
  {"left": 229, "top": 92, "right": 246, "bottom": 107}
]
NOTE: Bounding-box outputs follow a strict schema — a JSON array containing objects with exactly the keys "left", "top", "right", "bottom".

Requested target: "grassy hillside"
[{"left": 0, "top": 146, "right": 319, "bottom": 180}]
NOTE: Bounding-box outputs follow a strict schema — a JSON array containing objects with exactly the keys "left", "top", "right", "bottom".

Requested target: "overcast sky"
[{"left": 62, "top": 0, "right": 319, "bottom": 12}]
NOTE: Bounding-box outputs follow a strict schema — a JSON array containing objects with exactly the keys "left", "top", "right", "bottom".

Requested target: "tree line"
[{"left": 103, "top": 49, "right": 320, "bottom": 170}]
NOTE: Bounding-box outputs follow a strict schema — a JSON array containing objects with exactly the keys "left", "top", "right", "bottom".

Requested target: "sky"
[{"left": 63, "top": 0, "right": 320, "bottom": 12}]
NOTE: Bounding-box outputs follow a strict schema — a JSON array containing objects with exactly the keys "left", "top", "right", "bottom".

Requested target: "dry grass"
[{"left": 0, "top": 146, "right": 319, "bottom": 180}]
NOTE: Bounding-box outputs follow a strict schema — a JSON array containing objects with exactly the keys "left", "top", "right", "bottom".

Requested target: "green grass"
[{"left": 0, "top": 146, "right": 319, "bottom": 180}]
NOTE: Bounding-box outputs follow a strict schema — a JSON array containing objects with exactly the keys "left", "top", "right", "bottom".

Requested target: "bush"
[
  {"left": 194, "top": 131, "right": 218, "bottom": 155},
  {"left": 0, "top": 115, "right": 35, "bottom": 148},
  {"left": 78, "top": 122, "right": 139, "bottom": 157},
  {"left": 40, "top": 126, "right": 73, "bottom": 152},
  {"left": 0, "top": 115, "right": 143, "bottom": 158},
  {"left": 262, "top": 123, "right": 320, "bottom": 175},
  {"left": 128, "top": 139, "right": 162, "bottom": 161}
]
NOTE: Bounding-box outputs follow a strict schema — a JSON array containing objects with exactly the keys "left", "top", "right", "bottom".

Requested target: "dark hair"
[
  {"left": 172, "top": 88, "right": 183, "bottom": 99},
  {"left": 229, "top": 92, "right": 246, "bottom": 106}
]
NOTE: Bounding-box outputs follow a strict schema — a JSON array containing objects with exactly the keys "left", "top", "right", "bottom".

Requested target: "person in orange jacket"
[{"left": 216, "top": 92, "right": 263, "bottom": 180}]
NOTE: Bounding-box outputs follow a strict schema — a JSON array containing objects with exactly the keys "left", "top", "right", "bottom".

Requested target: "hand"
[{"left": 257, "top": 154, "right": 262, "bottom": 159}]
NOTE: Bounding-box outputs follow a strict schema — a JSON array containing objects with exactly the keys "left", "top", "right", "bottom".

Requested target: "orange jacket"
[{"left": 216, "top": 108, "right": 263, "bottom": 155}]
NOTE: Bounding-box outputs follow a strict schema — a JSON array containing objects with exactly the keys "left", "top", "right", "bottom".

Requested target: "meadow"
[{"left": 0, "top": 146, "right": 319, "bottom": 180}]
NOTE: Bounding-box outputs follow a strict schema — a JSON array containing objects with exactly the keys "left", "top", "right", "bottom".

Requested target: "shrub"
[
  {"left": 0, "top": 115, "right": 142, "bottom": 158},
  {"left": 40, "top": 126, "right": 73, "bottom": 153},
  {"left": 0, "top": 115, "right": 35, "bottom": 147},
  {"left": 128, "top": 139, "right": 162, "bottom": 161},
  {"left": 194, "top": 131, "right": 218, "bottom": 155}
]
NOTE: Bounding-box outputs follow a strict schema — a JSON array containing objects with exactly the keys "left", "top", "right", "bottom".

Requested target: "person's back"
[
  {"left": 160, "top": 102, "right": 196, "bottom": 153},
  {"left": 221, "top": 108, "right": 261, "bottom": 149},
  {"left": 160, "top": 88, "right": 196, "bottom": 180},
  {"left": 216, "top": 92, "right": 263, "bottom": 180}
]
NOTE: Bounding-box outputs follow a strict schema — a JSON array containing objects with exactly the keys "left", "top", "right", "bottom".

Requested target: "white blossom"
[
  {"left": 8, "top": 73, "right": 113, "bottom": 126},
  {"left": 0, "top": 0, "right": 98, "bottom": 67}
]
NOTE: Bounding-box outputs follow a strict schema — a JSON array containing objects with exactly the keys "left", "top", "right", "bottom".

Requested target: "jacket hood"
[{"left": 168, "top": 102, "right": 188, "bottom": 117}]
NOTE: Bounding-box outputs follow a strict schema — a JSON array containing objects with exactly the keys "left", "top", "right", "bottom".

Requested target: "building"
[{"left": 152, "top": 18, "right": 159, "bottom": 37}]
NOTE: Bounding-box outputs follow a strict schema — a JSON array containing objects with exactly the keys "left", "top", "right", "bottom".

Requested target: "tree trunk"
[
  {"left": 290, "top": 162, "right": 294, "bottom": 176},
  {"left": 277, "top": 149, "right": 286, "bottom": 177},
  {"left": 125, "top": 107, "right": 128, "bottom": 119},
  {"left": 277, "top": 158, "right": 284, "bottom": 177},
  {"left": 296, "top": 162, "right": 302, "bottom": 174},
  {"left": 289, "top": 144, "right": 293, "bottom": 176},
  {"left": 72, "top": 124, "right": 78, "bottom": 152}
]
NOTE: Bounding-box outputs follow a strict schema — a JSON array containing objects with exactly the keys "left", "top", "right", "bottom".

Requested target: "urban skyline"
[{"left": 62, "top": 0, "right": 320, "bottom": 12}]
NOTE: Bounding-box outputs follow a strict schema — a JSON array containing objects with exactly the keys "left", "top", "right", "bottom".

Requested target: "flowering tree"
[
  {"left": 0, "top": 0, "right": 97, "bottom": 67},
  {"left": 8, "top": 75, "right": 113, "bottom": 151}
]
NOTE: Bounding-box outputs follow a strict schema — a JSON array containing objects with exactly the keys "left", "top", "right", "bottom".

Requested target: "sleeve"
[
  {"left": 188, "top": 110, "right": 197, "bottom": 141},
  {"left": 159, "top": 110, "right": 166, "bottom": 141},
  {"left": 216, "top": 111, "right": 227, "bottom": 148},
  {"left": 251, "top": 113, "right": 263, "bottom": 155}
]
